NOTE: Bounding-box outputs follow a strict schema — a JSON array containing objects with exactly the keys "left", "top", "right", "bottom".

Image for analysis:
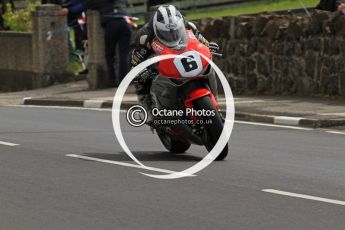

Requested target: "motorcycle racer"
[{"left": 130, "top": 4, "right": 220, "bottom": 124}]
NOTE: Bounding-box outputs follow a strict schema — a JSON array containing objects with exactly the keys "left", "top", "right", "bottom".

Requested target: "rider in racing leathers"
[{"left": 130, "top": 5, "right": 219, "bottom": 124}]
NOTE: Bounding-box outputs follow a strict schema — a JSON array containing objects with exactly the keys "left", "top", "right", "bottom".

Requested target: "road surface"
[{"left": 0, "top": 106, "right": 344, "bottom": 230}]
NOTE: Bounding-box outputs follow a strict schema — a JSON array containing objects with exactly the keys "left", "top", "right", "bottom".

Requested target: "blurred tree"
[
  {"left": 1, "top": 0, "right": 15, "bottom": 30},
  {"left": 1, "top": 0, "right": 15, "bottom": 13},
  {"left": 2, "top": 1, "right": 39, "bottom": 31}
]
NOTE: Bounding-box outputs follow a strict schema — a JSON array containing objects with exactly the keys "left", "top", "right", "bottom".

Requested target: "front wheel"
[
  {"left": 193, "top": 96, "right": 228, "bottom": 160},
  {"left": 157, "top": 131, "right": 191, "bottom": 154}
]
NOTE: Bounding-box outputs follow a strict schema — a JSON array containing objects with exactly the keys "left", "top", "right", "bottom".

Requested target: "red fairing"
[
  {"left": 151, "top": 30, "right": 212, "bottom": 79},
  {"left": 185, "top": 88, "right": 219, "bottom": 110}
]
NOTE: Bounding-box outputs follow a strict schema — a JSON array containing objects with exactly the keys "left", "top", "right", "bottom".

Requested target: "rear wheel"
[
  {"left": 193, "top": 96, "right": 228, "bottom": 160},
  {"left": 157, "top": 131, "right": 191, "bottom": 154}
]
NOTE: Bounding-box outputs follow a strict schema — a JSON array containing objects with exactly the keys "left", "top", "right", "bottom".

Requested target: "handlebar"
[{"left": 211, "top": 52, "right": 223, "bottom": 57}]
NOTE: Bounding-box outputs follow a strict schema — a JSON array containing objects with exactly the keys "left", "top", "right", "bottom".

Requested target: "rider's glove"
[
  {"left": 208, "top": 42, "right": 220, "bottom": 53},
  {"left": 134, "top": 68, "right": 151, "bottom": 83}
]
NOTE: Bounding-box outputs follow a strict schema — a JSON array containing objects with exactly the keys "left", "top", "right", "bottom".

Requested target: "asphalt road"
[{"left": 0, "top": 106, "right": 344, "bottom": 230}]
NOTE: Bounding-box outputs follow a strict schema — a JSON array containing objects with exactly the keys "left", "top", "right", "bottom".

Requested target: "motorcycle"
[{"left": 149, "top": 30, "right": 228, "bottom": 160}]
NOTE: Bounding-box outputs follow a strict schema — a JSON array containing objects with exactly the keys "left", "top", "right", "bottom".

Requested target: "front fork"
[{"left": 207, "top": 68, "right": 219, "bottom": 100}]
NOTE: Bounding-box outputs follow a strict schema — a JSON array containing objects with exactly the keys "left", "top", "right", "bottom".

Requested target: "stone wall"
[
  {"left": 0, "top": 32, "right": 34, "bottom": 91},
  {"left": 87, "top": 10, "right": 108, "bottom": 89},
  {"left": 0, "top": 4, "right": 69, "bottom": 92},
  {"left": 196, "top": 10, "right": 345, "bottom": 96},
  {"left": 0, "top": 32, "right": 32, "bottom": 71}
]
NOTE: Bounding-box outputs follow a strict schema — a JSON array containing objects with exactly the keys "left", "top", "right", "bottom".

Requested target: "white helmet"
[{"left": 153, "top": 5, "right": 186, "bottom": 48}]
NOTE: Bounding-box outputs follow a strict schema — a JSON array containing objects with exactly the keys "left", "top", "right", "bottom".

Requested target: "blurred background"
[{"left": 6, "top": 0, "right": 319, "bottom": 25}]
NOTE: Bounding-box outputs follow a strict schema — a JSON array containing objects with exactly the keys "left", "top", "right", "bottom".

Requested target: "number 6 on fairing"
[{"left": 173, "top": 51, "right": 203, "bottom": 78}]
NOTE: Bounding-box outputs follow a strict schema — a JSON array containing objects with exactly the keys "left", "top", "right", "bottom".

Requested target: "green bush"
[{"left": 2, "top": 1, "right": 40, "bottom": 32}]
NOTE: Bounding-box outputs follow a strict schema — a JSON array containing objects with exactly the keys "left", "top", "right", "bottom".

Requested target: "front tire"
[
  {"left": 193, "top": 96, "right": 228, "bottom": 160},
  {"left": 157, "top": 131, "right": 191, "bottom": 154}
]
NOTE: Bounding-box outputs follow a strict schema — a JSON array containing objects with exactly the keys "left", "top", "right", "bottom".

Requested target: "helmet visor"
[{"left": 156, "top": 24, "right": 186, "bottom": 48}]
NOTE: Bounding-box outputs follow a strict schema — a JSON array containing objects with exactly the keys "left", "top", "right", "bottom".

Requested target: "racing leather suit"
[
  {"left": 130, "top": 18, "right": 218, "bottom": 124},
  {"left": 131, "top": 19, "right": 210, "bottom": 95}
]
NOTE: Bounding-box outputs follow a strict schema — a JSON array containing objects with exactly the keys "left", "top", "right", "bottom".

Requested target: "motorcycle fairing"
[
  {"left": 184, "top": 88, "right": 219, "bottom": 110},
  {"left": 151, "top": 30, "right": 212, "bottom": 79}
]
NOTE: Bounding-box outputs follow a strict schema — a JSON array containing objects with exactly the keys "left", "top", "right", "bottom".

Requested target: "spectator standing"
[
  {"left": 59, "top": 0, "right": 132, "bottom": 87},
  {"left": 61, "top": 0, "right": 87, "bottom": 52}
]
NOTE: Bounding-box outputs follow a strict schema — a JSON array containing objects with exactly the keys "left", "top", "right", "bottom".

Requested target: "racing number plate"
[{"left": 173, "top": 51, "right": 203, "bottom": 78}]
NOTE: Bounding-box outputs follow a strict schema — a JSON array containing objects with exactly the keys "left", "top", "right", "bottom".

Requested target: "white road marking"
[
  {"left": 326, "top": 131, "right": 345, "bottom": 135},
  {"left": 235, "top": 121, "right": 313, "bottom": 130},
  {"left": 262, "top": 189, "right": 345, "bottom": 206},
  {"left": 66, "top": 154, "right": 195, "bottom": 177},
  {"left": 274, "top": 116, "right": 302, "bottom": 126},
  {"left": 0, "top": 141, "right": 19, "bottom": 146}
]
